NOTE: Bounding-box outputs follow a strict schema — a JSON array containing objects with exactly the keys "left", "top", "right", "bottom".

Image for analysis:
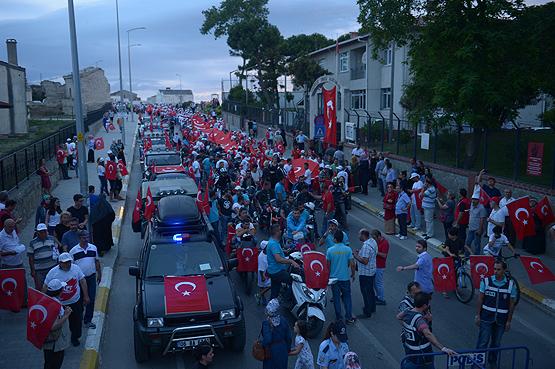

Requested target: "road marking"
[
  {"left": 352, "top": 320, "right": 400, "bottom": 369},
  {"left": 512, "top": 314, "right": 555, "bottom": 346}
]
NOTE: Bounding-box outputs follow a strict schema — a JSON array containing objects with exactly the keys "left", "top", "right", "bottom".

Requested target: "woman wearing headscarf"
[
  {"left": 90, "top": 194, "right": 115, "bottom": 256},
  {"left": 344, "top": 352, "right": 361, "bottom": 369},
  {"left": 261, "top": 298, "right": 291, "bottom": 369}
]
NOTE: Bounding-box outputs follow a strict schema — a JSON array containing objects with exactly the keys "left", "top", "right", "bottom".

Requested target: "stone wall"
[
  {"left": 63, "top": 67, "right": 110, "bottom": 114},
  {"left": 41, "top": 80, "right": 65, "bottom": 107}
]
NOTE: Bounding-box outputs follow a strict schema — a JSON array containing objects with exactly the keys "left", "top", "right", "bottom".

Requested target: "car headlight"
[
  {"left": 302, "top": 286, "right": 315, "bottom": 301},
  {"left": 220, "top": 309, "right": 236, "bottom": 320},
  {"left": 147, "top": 317, "right": 164, "bottom": 328}
]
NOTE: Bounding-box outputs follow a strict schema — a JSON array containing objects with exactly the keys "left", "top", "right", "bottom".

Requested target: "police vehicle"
[{"left": 129, "top": 195, "right": 245, "bottom": 362}]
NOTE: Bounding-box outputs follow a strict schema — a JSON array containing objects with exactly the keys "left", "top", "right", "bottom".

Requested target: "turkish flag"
[
  {"left": 55, "top": 146, "right": 66, "bottom": 164},
  {"left": 303, "top": 251, "right": 329, "bottom": 289},
  {"left": 470, "top": 255, "right": 495, "bottom": 288},
  {"left": 164, "top": 276, "right": 211, "bottom": 314},
  {"left": 164, "top": 132, "right": 172, "bottom": 149},
  {"left": 59, "top": 278, "right": 78, "bottom": 302},
  {"left": 291, "top": 158, "right": 319, "bottom": 179},
  {"left": 237, "top": 247, "right": 259, "bottom": 272},
  {"left": 434, "top": 179, "right": 448, "bottom": 195},
  {"left": 415, "top": 188, "right": 424, "bottom": 211},
  {"left": 94, "top": 137, "right": 104, "bottom": 150},
  {"left": 132, "top": 190, "right": 141, "bottom": 224},
  {"left": 506, "top": 197, "right": 536, "bottom": 240},
  {"left": 432, "top": 257, "right": 456, "bottom": 292},
  {"left": 323, "top": 86, "right": 337, "bottom": 145},
  {"left": 117, "top": 160, "right": 129, "bottom": 176},
  {"left": 27, "top": 288, "right": 62, "bottom": 349},
  {"left": 287, "top": 168, "right": 297, "bottom": 184},
  {"left": 144, "top": 186, "right": 155, "bottom": 221},
  {"left": 520, "top": 256, "right": 555, "bottom": 285},
  {"left": 0, "top": 268, "right": 25, "bottom": 312},
  {"left": 105, "top": 161, "right": 117, "bottom": 181},
  {"left": 535, "top": 196, "right": 555, "bottom": 227}
]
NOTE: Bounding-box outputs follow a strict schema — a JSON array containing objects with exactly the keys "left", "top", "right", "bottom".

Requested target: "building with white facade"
[
  {"left": 0, "top": 39, "right": 28, "bottom": 135},
  {"left": 156, "top": 88, "right": 194, "bottom": 104}
]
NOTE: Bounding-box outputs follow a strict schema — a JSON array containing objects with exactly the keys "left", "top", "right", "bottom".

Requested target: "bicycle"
[{"left": 454, "top": 256, "right": 475, "bottom": 304}]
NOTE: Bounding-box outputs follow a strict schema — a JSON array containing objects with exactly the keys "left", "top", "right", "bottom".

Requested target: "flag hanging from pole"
[{"left": 323, "top": 86, "right": 337, "bottom": 146}]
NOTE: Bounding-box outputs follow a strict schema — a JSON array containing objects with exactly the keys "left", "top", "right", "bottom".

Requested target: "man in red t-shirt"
[
  {"left": 453, "top": 188, "right": 470, "bottom": 244},
  {"left": 321, "top": 185, "right": 335, "bottom": 234},
  {"left": 372, "top": 229, "right": 389, "bottom": 305}
]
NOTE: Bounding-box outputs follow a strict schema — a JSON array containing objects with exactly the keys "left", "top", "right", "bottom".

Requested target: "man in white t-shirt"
[
  {"left": 192, "top": 159, "right": 201, "bottom": 185},
  {"left": 351, "top": 145, "right": 364, "bottom": 158},
  {"left": 499, "top": 189, "right": 515, "bottom": 208},
  {"left": 256, "top": 240, "right": 271, "bottom": 305},
  {"left": 43, "top": 252, "right": 90, "bottom": 346},
  {"left": 484, "top": 226, "right": 515, "bottom": 257},
  {"left": 409, "top": 173, "right": 424, "bottom": 231},
  {"left": 486, "top": 197, "right": 507, "bottom": 237},
  {"left": 303, "top": 162, "right": 312, "bottom": 186}
]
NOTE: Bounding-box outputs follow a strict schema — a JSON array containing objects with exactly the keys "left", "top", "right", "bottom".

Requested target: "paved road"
[{"left": 100, "top": 150, "right": 555, "bottom": 369}]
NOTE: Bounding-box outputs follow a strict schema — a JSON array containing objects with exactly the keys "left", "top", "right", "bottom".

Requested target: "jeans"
[
  {"left": 67, "top": 297, "right": 83, "bottom": 341},
  {"left": 84, "top": 274, "right": 96, "bottom": 324},
  {"left": 374, "top": 268, "right": 385, "bottom": 301},
  {"left": 410, "top": 204, "right": 422, "bottom": 230},
  {"left": 99, "top": 176, "right": 109, "bottom": 196},
  {"left": 397, "top": 213, "right": 408, "bottom": 236},
  {"left": 331, "top": 280, "right": 353, "bottom": 320},
  {"left": 377, "top": 178, "right": 385, "bottom": 196},
  {"left": 211, "top": 220, "right": 221, "bottom": 247},
  {"left": 43, "top": 349, "right": 65, "bottom": 369},
  {"left": 359, "top": 275, "right": 376, "bottom": 316},
  {"left": 219, "top": 215, "right": 230, "bottom": 245},
  {"left": 458, "top": 224, "right": 468, "bottom": 245},
  {"left": 59, "top": 163, "right": 69, "bottom": 179},
  {"left": 466, "top": 230, "right": 482, "bottom": 255},
  {"left": 423, "top": 208, "right": 434, "bottom": 237},
  {"left": 476, "top": 320, "right": 506, "bottom": 364},
  {"left": 442, "top": 221, "right": 452, "bottom": 242},
  {"left": 269, "top": 269, "right": 291, "bottom": 300},
  {"left": 321, "top": 212, "right": 333, "bottom": 235}
]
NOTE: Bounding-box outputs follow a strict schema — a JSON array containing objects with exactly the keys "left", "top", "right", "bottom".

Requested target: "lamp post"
[
  {"left": 114, "top": 0, "right": 125, "bottom": 144},
  {"left": 127, "top": 27, "right": 146, "bottom": 121},
  {"left": 67, "top": 0, "right": 88, "bottom": 195},
  {"left": 176, "top": 73, "right": 182, "bottom": 104}
]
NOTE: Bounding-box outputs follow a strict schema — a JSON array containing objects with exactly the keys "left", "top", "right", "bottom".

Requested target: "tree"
[{"left": 283, "top": 34, "right": 333, "bottom": 90}]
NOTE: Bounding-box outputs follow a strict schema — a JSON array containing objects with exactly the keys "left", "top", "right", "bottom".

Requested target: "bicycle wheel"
[
  {"left": 508, "top": 275, "right": 521, "bottom": 306},
  {"left": 455, "top": 270, "right": 474, "bottom": 304}
]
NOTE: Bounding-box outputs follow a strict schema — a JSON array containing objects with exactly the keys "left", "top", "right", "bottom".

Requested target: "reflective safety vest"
[
  {"left": 401, "top": 310, "right": 432, "bottom": 364},
  {"left": 480, "top": 276, "right": 513, "bottom": 324}
]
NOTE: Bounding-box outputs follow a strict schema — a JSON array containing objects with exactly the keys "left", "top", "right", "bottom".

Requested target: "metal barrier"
[{"left": 401, "top": 346, "right": 530, "bottom": 369}]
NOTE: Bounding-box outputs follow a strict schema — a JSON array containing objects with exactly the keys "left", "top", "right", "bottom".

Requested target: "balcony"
[{"left": 350, "top": 66, "right": 365, "bottom": 80}]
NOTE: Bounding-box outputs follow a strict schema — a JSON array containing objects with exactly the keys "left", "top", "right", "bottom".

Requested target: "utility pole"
[
  {"left": 67, "top": 0, "right": 88, "bottom": 195},
  {"left": 127, "top": 27, "right": 145, "bottom": 120},
  {"left": 115, "top": 0, "right": 125, "bottom": 144}
]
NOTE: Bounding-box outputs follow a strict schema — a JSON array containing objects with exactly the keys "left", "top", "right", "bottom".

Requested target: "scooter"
[{"left": 283, "top": 251, "right": 336, "bottom": 338}]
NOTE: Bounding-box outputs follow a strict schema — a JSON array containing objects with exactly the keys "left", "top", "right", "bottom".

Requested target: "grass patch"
[{"left": 0, "top": 119, "right": 74, "bottom": 157}]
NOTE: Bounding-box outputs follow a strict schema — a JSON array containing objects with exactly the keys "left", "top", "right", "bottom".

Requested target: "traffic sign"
[{"left": 77, "top": 132, "right": 84, "bottom": 142}]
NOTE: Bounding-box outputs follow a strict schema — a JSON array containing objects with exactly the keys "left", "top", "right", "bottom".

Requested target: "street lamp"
[
  {"left": 114, "top": 0, "right": 125, "bottom": 144},
  {"left": 127, "top": 26, "right": 146, "bottom": 121},
  {"left": 176, "top": 73, "right": 182, "bottom": 104}
]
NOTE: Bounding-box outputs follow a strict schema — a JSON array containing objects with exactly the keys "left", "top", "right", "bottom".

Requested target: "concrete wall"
[
  {"left": 63, "top": 67, "right": 111, "bottom": 115},
  {"left": 0, "top": 62, "right": 28, "bottom": 134},
  {"left": 223, "top": 111, "right": 242, "bottom": 131}
]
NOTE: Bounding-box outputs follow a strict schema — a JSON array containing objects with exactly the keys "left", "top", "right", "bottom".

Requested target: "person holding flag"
[{"left": 41, "top": 279, "right": 72, "bottom": 369}]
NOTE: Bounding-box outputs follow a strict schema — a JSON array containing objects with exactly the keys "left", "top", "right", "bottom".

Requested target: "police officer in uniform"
[
  {"left": 397, "top": 292, "right": 456, "bottom": 369},
  {"left": 475, "top": 260, "right": 517, "bottom": 369}
]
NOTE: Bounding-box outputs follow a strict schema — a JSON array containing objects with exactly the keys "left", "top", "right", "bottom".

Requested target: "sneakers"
[
  {"left": 345, "top": 317, "right": 357, "bottom": 325},
  {"left": 375, "top": 299, "right": 387, "bottom": 306},
  {"left": 395, "top": 234, "right": 401, "bottom": 238},
  {"left": 85, "top": 322, "right": 96, "bottom": 329},
  {"left": 399, "top": 236, "right": 408, "bottom": 240}
]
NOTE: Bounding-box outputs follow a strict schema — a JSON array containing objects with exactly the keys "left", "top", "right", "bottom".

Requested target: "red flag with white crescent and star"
[
  {"left": 479, "top": 187, "right": 491, "bottom": 207},
  {"left": 0, "top": 268, "right": 25, "bottom": 312},
  {"left": 323, "top": 86, "right": 337, "bottom": 146},
  {"left": 27, "top": 288, "right": 62, "bottom": 349},
  {"left": 105, "top": 160, "right": 117, "bottom": 181},
  {"left": 506, "top": 196, "right": 536, "bottom": 240},
  {"left": 117, "top": 160, "right": 129, "bottom": 176},
  {"left": 303, "top": 251, "right": 329, "bottom": 289},
  {"left": 470, "top": 255, "right": 495, "bottom": 288},
  {"left": 535, "top": 196, "right": 555, "bottom": 227},
  {"left": 432, "top": 257, "right": 456, "bottom": 292},
  {"left": 132, "top": 190, "right": 141, "bottom": 224},
  {"left": 237, "top": 247, "right": 259, "bottom": 272},
  {"left": 519, "top": 256, "right": 555, "bottom": 285},
  {"left": 164, "top": 276, "right": 211, "bottom": 314},
  {"left": 144, "top": 186, "right": 155, "bottom": 221},
  {"left": 59, "top": 278, "right": 78, "bottom": 302},
  {"left": 94, "top": 137, "right": 104, "bottom": 150}
]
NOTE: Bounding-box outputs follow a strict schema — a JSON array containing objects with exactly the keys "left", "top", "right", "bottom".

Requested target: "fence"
[
  {"left": 222, "top": 99, "right": 307, "bottom": 133},
  {"left": 0, "top": 102, "right": 112, "bottom": 192},
  {"left": 344, "top": 109, "right": 555, "bottom": 190}
]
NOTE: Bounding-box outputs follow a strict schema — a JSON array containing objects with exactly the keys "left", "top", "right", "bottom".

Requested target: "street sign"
[
  {"left": 77, "top": 132, "right": 84, "bottom": 142},
  {"left": 420, "top": 133, "right": 430, "bottom": 150},
  {"left": 314, "top": 114, "right": 325, "bottom": 139},
  {"left": 345, "top": 122, "right": 356, "bottom": 142},
  {"left": 526, "top": 142, "right": 543, "bottom": 176}
]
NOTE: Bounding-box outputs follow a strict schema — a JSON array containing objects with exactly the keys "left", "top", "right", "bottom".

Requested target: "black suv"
[{"left": 129, "top": 195, "right": 245, "bottom": 362}]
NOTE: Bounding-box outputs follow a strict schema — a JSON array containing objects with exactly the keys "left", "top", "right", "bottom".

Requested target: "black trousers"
[
  {"left": 359, "top": 275, "right": 376, "bottom": 316},
  {"left": 67, "top": 297, "right": 83, "bottom": 341},
  {"left": 43, "top": 349, "right": 64, "bottom": 369}
]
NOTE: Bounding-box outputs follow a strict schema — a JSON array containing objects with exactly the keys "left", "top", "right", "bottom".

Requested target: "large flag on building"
[
  {"left": 27, "top": 288, "right": 62, "bottom": 349},
  {"left": 164, "top": 276, "right": 211, "bottom": 314},
  {"left": 323, "top": 86, "right": 337, "bottom": 146}
]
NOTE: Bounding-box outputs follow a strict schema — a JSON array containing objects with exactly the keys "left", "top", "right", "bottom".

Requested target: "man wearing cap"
[
  {"left": 28, "top": 223, "right": 63, "bottom": 289},
  {"left": 0, "top": 219, "right": 26, "bottom": 269},
  {"left": 409, "top": 173, "right": 424, "bottom": 232},
  {"left": 319, "top": 219, "right": 349, "bottom": 249},
  {"left": 67, "top": 194, "right": 89, "bottom": 229},
  {"left": 43, "top": 253, "right": 90, "bottom": 346},
  {"left": 69, "top": 230, "right": 101, "bottom": 329},
  {"left": 317, "top": 321, "right": 350, "bottom": 369},
  {"left": 43, "top": 279, "right": 72, "bottom": 369},
  {"left": 465, "top": 195, "right": 487, "bottom": 255}
]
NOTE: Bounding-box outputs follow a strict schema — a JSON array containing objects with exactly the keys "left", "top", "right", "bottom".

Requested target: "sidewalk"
[
  {"left": 351, "top": 186, "right": 555, "bottom": 313},
  {"left": 0, "top": 117, "right": 137, "bottom": 369}
]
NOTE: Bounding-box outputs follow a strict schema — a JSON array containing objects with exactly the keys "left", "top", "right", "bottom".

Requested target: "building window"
[
  {"left": 385, "top": 47, "right": 393, "bottom": 66},
  {"left": 339, "top": 52, "right": 349, "bottom": 73},
  {"left": 317, "top": 92, "right": 323, "bottom": 115},
  {"left": 351, "top": 90, "right": 366, "bottom": 110},
  {"left": 380, "top": 88, "right": 391, "bottom": 109}
]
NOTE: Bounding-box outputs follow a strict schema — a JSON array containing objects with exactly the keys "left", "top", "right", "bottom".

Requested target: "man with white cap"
[
  {"left": 28, "top": 223, "right": 62, "bottom": 289},
  {"left": 43, "top": 252, "right": 90, "bottom": 347},
  {"left": 69, "top": 230, "right": 101, "bottom": 329},
  {"left": 256, "top": 240, "right": 271, "bottom": 305},
  {"left": 43, "top": 279, "right": 72, "bottom": 369},
  {"left": 409, "top": 172, "right": 424, "bottom": 232}
]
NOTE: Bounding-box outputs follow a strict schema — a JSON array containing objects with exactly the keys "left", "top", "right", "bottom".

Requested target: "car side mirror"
[
  {"left": 227, "top": 258, "right": 238, "bottom": 271},
  {"left": 129, "top": 266, "right": 140, "bottom": 277}
]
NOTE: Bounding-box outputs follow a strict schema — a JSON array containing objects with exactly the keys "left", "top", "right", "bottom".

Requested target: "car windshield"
[
  {"left": 145, "top": 242, "right": 224, "bottom": 277},
  {"left": 146, "top": 154, "right": 181, "bottom": 166},
  {"left": 155, "top": 173, "right": 188, "bottom": 181},
  {"left": 149, "top": 138, "right": 165, "bottom": 146}
]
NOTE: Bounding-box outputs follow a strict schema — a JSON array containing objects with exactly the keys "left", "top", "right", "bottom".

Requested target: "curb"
[
  {"left": 351, "top": 196, "right": 555, "bottom": 314},
  {"left": 79, "top": 121, "right": 138, "bottom": 369}
]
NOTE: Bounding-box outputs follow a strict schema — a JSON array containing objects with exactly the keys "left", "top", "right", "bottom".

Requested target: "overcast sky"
[{"left": 0, "top": 0, "right": 549, "bottom": 101}]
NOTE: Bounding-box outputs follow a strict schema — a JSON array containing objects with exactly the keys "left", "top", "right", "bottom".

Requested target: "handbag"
[{"left": 252, "top": 327, "right": 271, "bottom": 361}]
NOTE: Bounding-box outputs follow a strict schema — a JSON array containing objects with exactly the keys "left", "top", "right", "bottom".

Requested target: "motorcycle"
[
  {"left": 303, "top": 202, "right": 318, "bottom": 242},
  {"left": 282, "top": 251, "right": 335, "bottom": 338}
]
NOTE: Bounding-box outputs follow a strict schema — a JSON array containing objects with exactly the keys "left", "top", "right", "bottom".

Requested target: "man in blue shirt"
[
  {"left": 286, "top": 209, "right": 306, "bottom": 240},
  {"left": 319, "top": 219, "right": 349, "bottom": 249},
  {"left": 266, "top": 224, "right": 299, "bottom": 299},
  {"left": 326, "top": 230, "right": 356, "bottom": 324},
  {"left": 396, "top": 240, "right": 433, "bottom": 294},
  {"left": 274, "top": 178, "right": 287, "bottom": 206}
]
